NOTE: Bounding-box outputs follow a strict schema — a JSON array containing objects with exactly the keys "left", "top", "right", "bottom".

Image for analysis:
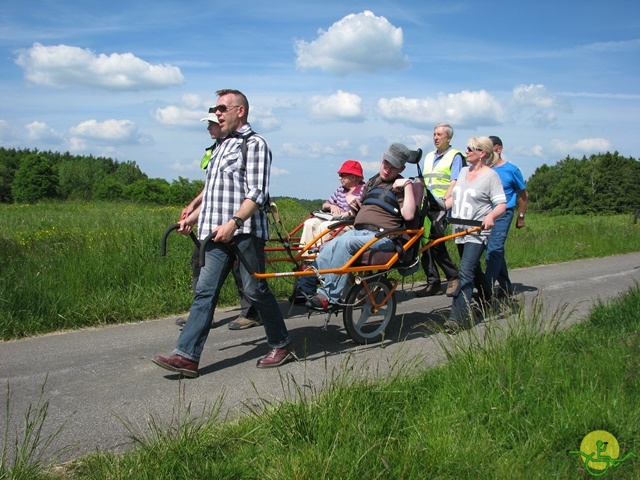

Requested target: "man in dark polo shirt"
[{"left": 305, "top": 143, "right": 422, "bottom": 311}]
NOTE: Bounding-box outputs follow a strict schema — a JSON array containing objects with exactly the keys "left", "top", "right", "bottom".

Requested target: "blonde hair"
[{"left": 467, "top": 136, "right": 497, "bottom": 166}]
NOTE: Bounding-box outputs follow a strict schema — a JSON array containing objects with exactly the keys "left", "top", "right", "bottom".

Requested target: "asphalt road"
[{"left": 1, "top": 252, "right": 639, "bottom": 465}]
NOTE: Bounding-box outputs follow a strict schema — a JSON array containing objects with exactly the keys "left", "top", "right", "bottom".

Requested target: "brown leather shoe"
[
  {"left": 445, "top": 278, "right": 459, "bottom": 297},
  {"left": 256, "top": 345, "right": 295, "bottom": 368},
  {"left": 152, "top": 354, "right": 199, "bottom": 378},
  {"left": 415, "top": 282, "right": 443, "bottom": 297},
  {"left": 228, "top": 316, "right": 262, "bottom": 330}
]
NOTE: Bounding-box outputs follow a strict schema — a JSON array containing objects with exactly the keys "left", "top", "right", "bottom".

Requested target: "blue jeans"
[
  {"left": 450, "top": 241, "right": 487, "bottom": 325},
  {"left": 484, "top": 208, "right": 514, "bottom": 294},
  {"left": 311, "top": 229, "right": 395, "bottom": 304},
  {"left": 174, "top": 234, "right": 289, "bottom": 362}
]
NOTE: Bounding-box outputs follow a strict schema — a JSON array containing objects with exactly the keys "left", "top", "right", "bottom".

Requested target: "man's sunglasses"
[{"left": 209, "top": 105, "right": 240, "bottom": 114}]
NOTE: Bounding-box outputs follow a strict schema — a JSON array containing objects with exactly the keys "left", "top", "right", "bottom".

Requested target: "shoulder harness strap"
[{"left": 361, "top": 174, "right": 402, "bottom": 217}]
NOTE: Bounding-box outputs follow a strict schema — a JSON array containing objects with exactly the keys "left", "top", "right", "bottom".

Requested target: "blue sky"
[{"left": 1, "top": 0, "right": 639, "bottom": 199}]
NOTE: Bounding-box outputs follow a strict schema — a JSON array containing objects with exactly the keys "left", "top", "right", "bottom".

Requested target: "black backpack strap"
[
  {"left": 239, "top": 131, "right": 255, "bottom": 160},
  {"left": 230, "top": 130, "right": 272, "bottom": 211},
  {"left": 228, "top": 130, "right": 256, "bottom": 160}
]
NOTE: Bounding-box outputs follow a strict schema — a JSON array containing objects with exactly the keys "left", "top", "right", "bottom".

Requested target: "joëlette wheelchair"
[{"left": 161, "top": 148, "right": 481, "bottom": 345}]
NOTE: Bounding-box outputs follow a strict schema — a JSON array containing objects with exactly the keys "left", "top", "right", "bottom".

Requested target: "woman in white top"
[{"left": 443, "top": 136, "right": 506, "bottom": 332}]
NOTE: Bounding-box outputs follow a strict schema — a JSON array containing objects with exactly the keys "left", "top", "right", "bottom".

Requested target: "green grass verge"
[
  {"left": 1, "top": 201, "right": 639, "bottom": 340},
  {"left": 7, "top": 286, "right": 633, "bottom": 479}
]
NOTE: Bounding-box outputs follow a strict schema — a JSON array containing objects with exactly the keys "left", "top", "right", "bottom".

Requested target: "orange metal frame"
[{"left": 256, "top": 222, "right": 481, "bottom": 280}]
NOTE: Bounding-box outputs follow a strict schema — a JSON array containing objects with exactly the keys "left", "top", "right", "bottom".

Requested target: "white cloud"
[
  {"left": 154, "top": 105, "right": 202, "bottom": 127},
  {"left": 408, "top": 134, "right": 432, "bottom": 150},
  {"left": 512, "top": 84, "right": 559, "bottom": 109},
  {"left": 511, "top": 84, "right": 571, "bottom": 126},
  {"left": 559, "top": 91, "right": 640, "bottom": 100},
  {"left": 250, "top": 107, "right": 281, "bottom": 133},
  {"left": 531, "top": 145, "right": 544, "bottom": 157},
  {"left": 309, "top": 90, "right": 364, "bottom": 122},
  {"left": 280, "top": 142, "right": 333, "bottom": 159},
  {"left": 582, "top": 38, "right": 640, "bottom": 53},
  {"left": 154, "top": 94, "right": 212, "bottom": 127},
  {"left": 357, "top": 144, "right": 371, "bottom": 158},
  {"left": 378, "top": 90, "right": 507, "bottom": 128},
  {"left": 279, "top": 139, "right": 359, "bottom": 159},
  {"left": 69, "top": 119, "right": 145, "bottom": 144},
  {"left": 182, "top": 93, "right": 208, "bottom": 109},
  {"left": 548, "top": 137, "right": 612, "bottom": 156},
  {"left": 15, "top": 43, "right": 185, "bottom": 91},
  {"left": 295, "top": 10, "right": 409, "bottom": 74},
  {"left": 360, "top": 160, "right": 382, "bottom": 176},
  {"left": 25, "top": 121, "right": 63, "bottom": 144},
  {"left": 68, "top": 137, "right": 87, "bottom": 151},
  {"left": 575, "top": 137, "right": 612, "bottom": 152},
  {"left": 270, "top": 166, "right": 289, "bottom": 177}
]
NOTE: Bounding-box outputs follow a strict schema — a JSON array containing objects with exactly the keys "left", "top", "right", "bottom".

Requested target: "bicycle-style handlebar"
[{"left": 160, "top": 224, "right": 200, "bottom": 256}]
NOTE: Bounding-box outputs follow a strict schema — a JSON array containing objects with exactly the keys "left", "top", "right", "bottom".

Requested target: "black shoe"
[
  {"left": 415, "top": 283, "right": 443, "bottom": 297},
  {"left": 494, "top": 287, "right": 515, "bottom": 299},
  {"left": 175, "top": 317, "right": 187, "bottom": 328}
]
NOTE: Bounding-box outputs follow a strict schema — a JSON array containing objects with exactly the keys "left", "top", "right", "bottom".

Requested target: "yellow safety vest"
[{"left": 423, "top": 148, "right": 463, "bottom": 198}]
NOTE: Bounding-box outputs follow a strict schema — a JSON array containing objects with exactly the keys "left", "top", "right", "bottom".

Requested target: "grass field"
[
  {"left": 1, "top": 201, "right": 639, "bottom": 340},
  {"left": 4, "top": 287, "right": 639, "bottom": 479},
  {"left": 1, "top": 201, "right": 639, "bottom": 478}
]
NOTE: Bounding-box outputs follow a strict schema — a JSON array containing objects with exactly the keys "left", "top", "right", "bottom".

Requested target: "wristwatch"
[
  {"left": 518, "top": 213, "right": 525, "bottom": 219},
  {"left": 232, "top": 216, "right": 244, "bottom": 228}
]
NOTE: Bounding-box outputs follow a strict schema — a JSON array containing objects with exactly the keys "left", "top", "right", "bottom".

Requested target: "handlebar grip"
[
  {"left": 197, "top": 231, "right": 257, "bottom": 276},
  {"left": 199, "top": 232, "right": 216, "bottom": 268},
  {"left": 160, "top": 224, "right": 200, "bottom": 256}
]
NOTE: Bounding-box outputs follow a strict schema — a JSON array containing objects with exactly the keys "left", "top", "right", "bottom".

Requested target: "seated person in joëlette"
[
  {"left": 300, "top": 143, "right": 423, "bottom": 311},
  {"left": 298, "top": 160, "right": 365, "bottom": 254}
]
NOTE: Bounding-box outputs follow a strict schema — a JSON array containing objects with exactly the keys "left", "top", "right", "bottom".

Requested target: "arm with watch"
[
  {"left": 515, "top": 188, "right": 529, "bottom": 229},
  {"left": 213, "top": 198, "right": 260, "bottom": 243}
]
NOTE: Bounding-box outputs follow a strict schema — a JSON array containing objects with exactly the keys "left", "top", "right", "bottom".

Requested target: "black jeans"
[{"left": 421, "top": 216, "right": 458, "bottom": 284}]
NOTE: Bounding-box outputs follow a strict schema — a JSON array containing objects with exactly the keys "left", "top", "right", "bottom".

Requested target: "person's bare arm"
[
  {"left": 214, "top": 198, "right": 260, "bottom": 243},
  {"left": 393, "top": 178, "right": 418, "bottom": 221},
  {"left": 515, "top": 189, "right": 529, "bottom": 229},
  {"left": 181, "top": 189, "right": 204, "bottom": 220},
  {"left": 483, "top": 203, "right": 506, "bottom": 230}
]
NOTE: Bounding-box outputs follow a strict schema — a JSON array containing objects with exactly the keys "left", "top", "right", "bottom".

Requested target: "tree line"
[
  {"left": 526, "top": 151, "right": 640, "bottom": 214},
  {"left": 0, "top": 147, "right": 203, "bottom": 205},
  {"left": 1, "top": 147, "right": 638, "bottom": 213}
]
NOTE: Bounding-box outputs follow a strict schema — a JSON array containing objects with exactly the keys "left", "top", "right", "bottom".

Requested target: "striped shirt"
[
  {"left": 197, "top": 123, "right": 271, "bottom": 241},
  {"left": 327, "top": 182, "right": 365, "bottom": 211}
]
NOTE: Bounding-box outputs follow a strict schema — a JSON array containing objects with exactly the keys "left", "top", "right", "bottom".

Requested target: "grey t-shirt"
[{"left": 450, "top": 167, "right": 506, "bottom": 244}]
